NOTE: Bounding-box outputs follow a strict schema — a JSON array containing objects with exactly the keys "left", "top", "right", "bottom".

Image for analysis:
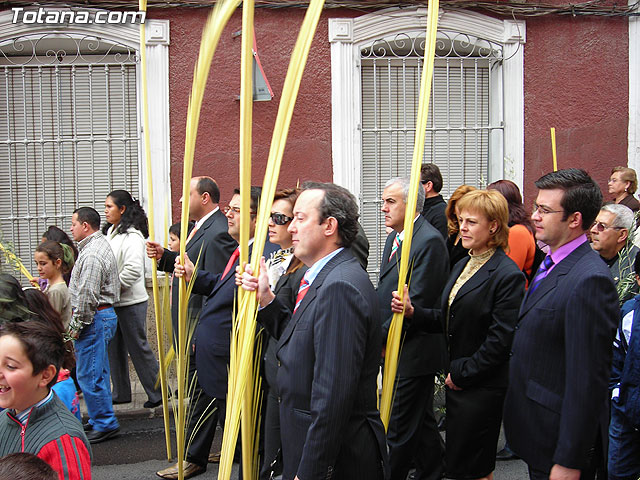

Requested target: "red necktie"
[
  {"left": 293, "top": 277, "right": 310, "bottom": 314},
  {"left": 221, "top": 247, "right": 240, "bottom": 279}
]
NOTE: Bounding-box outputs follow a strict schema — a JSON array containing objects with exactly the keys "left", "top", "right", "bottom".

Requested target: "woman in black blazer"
[
  {"left": 255, "top": 188, "right": 307, "bottom": 480},
  {"left": 392, "top": 189, "right": 525, "bottom": 480}
]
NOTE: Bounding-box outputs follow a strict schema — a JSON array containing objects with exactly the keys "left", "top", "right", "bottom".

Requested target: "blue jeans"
[
  {"left": 75, "top": 307, "right": 119, "bottom": 432},
  {"left": 608, "top": 398, "right": 640, "bottom": 480}
]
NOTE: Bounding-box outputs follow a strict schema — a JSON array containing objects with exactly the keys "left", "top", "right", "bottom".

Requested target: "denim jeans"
[
  {"left": 75, "top": 307, "right": 119, "bottom": 432},
  {"left": 608, "top": 398, "right": 640, "bottom": 480}
]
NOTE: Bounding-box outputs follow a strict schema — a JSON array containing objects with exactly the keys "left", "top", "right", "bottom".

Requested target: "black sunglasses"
[{"left": 270, "top": 212, "right": 293, "bottom": 225}]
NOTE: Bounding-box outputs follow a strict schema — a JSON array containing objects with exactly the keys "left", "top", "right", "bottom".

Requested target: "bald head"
[{"left": 184, "top": 176, "right": 220, "bottom": 221}]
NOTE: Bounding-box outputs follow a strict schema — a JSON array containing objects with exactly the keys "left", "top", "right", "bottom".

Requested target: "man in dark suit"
[
  {"left": 504, "top": 169, "right": 619, "bottom": 480},
  {"left": 377, "top": 176, "right": 449, "bottom": 480},
  {"left": 240, "top": 182, "right": 388, "bottom": 480},
  {"left": 420, "top": 163, "right": 448, "bottom": 239},
  {"left": 155, "top": 186, "right": 261, "bottom": 479},
  {"left": 147, "top": 176, "right": 237, "bottom": 326}
]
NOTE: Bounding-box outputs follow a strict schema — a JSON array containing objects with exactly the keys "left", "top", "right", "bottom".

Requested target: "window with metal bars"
[
  {"left": 0, "top": 46, "right": 140, "bottom": 278},
  {"left": 359, "top": 34, "right": 500, "bottom": 283}
]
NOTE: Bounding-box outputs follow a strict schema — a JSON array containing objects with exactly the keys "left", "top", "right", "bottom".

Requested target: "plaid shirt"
[{"left": 69, "top": 231, "right": 120, "bottom": 336}]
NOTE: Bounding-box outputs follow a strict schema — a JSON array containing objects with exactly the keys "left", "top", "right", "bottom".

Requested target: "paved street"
[{"left": 90, "top": 414, "right": 528, "bottom": 480}]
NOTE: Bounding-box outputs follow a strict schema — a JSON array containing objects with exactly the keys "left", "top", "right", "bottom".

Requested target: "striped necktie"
[
  {"left": 293, "top": 277, "right": 310, "bottom": 314},
  {"left": 389, "top": 233, "right": 401, "bottom": 262},
  {"left": 528, "top": 255, "right": 555, "bottom": 294}
]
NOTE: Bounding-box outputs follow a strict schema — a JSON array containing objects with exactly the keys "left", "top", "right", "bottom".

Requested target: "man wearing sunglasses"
[{"left": 590, "top": 203, "right": 639, "bottom": 303}]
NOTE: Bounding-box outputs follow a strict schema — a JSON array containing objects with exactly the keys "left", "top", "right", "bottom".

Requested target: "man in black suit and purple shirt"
[
  {"left": 240, "top": 182, "right": 389, "bottom": 480},
  {"left": 504, "top": 169, "right": 619, "bottom": 480}
]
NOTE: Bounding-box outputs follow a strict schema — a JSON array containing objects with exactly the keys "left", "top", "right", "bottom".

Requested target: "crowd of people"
[{"left": 0, "top": 165, "right": 638, "bottom": 480}]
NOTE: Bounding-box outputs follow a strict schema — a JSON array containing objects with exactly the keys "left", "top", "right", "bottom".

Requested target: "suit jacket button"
[
  {"left": 277, "top": 361, "right": 281, "bottom": 367},
  {"left": 509, "top": 351, "right": 514, "bottom": 357},
  {"left": 277, "top": 397, "right": 281, "bottom": 403}
]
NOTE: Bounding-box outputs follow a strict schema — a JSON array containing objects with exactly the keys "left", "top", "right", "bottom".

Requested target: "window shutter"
[
  {"left": 360, "top": 55, "right": 490, "bottom": 283},
  {"left": 0, "top": 57, "right": 139, "bottom": 277}
]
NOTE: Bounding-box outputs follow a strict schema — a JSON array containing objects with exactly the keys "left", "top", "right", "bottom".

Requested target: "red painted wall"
[
  {"left": 150, "top": 6, "right": 629, "bottom": 217},
  {"left": 522, "top": 14, "right": 629, "bottom": 206},
  {"left": 151, "top": 7, "right": 354, "bottom": 218}
]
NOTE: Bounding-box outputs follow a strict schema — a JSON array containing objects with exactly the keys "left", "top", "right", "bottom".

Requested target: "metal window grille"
[
  {"left": 0, "top": 34, "right": 139, "bottom": 278},
  {"left": 360, "top": 31, "right": 503, "bottom": 282}
]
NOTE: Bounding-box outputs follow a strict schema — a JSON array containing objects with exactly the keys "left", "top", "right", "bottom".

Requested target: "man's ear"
[
  {"left": 324, "top": 217, "right": 339, "bottom": 238},
  {"left": 618, "top": 228, "right": 629, "bottom": 244},
  {"left": 38, "top": 364, "right": 57, "bottom": 388},
  {"left": 567, "top": 211, "right": 583, "bottom": 230}
]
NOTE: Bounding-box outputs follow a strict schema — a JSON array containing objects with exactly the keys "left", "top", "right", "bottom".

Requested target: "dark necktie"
[{"left": 528, "top": 255, "right": 555, "bottom": 294}]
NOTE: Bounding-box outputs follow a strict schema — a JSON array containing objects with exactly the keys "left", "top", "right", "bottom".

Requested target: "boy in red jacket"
[{"left": 0, "top": 318, "right": 91, "bottom": 480}]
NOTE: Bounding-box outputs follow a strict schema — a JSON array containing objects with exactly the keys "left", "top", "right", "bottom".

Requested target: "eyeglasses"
[
  {"left": 420, "top": 180, "right": 428, "bottom": 185},
  {"left": 532, "top": 204, "right": 564, "bottom": 217},
  {"left": 591, "top": 221, "right": 624, "bottom": 233},
  {"left": 223, "top": 206, "right": 256, "bottom": 215},
  {"left": 270, "top": 212, "right": 293, "bottom": 225}
]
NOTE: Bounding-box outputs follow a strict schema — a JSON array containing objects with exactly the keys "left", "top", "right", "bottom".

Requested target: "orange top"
[{"left": 506, "top": 224, "right": 536, "bottom": 278}]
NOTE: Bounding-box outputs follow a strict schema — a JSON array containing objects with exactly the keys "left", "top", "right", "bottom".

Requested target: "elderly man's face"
[
  {"left": 381, "top": 182, "right": 407, "bottom": 233},
  {"left": 590, "top": 210, "right": 627, "bottom": 260}
]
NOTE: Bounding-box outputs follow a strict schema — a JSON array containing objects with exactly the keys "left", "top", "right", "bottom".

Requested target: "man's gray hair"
[
  {"left": 601, "top": 203, "right": 635, "bottom": 230},
  {"left": 384, "top": 176, "right": 425, "bottom": 213}
]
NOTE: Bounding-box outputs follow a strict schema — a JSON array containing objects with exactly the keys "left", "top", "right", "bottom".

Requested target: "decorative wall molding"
[
  {"left": 0, "top": 10, "right": 171, "bottom": 244},
  {"left": 629, "top": 1, "right": 639, "bottom": 172},
  {"left": 329, "top": 7, "right": 526, "bottom": 197}
]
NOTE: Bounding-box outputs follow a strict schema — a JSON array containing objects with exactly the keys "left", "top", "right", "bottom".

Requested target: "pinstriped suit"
[
  {"left": 259, "top": 249, "right": 388, "bottom": 480},
  {"left": 504, "top": 241, "right": 619, "bottom": 473}
]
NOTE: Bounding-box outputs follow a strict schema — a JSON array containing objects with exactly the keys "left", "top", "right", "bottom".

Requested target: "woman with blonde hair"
[
  {"left": 445, "top": 185, "right": 476, "bottom": 268},
  {"left": 609, "top": 166, "right": 640, "bottom": 212},
  {"left": 392, "top": 189, "right": 525, "bottom": 480}
]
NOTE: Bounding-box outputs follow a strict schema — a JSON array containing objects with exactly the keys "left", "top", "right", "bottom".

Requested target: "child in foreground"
[
  {"left": 0, "top": 307, "right": 91, "bottom": 479},
  {"left": 22, "top": 289, "right": 81, "bottom": 421}
]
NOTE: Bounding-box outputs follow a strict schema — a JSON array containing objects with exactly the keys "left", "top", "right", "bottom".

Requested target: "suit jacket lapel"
[
  {"left": 210, "top": 241, "right": 251, "bottom": 296},
  {"left": 449, "top": 250, "right": 502, "bottom": 304},
  {"left": 438, "top": 256, "right": 468, "bottom": 312},
  {"left": 186, "top": 211, "right": 218, "bottom": 256},
  {"left": 519, "top": 242, "right": 587, "bottom": 317},
  {"left": 276, "top": 249, "right": 348, "bottom": 352},
  {"left": 379, "top": 217, "right": 426, "bottom": 280},
  {"left": 379, "top": 233, "right": 397, "bottom": 278}
]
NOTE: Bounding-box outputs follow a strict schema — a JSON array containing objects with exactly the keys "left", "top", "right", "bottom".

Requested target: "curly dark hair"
[{"left": 102, "top": 190, "right": 149, "bottom": 238}]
